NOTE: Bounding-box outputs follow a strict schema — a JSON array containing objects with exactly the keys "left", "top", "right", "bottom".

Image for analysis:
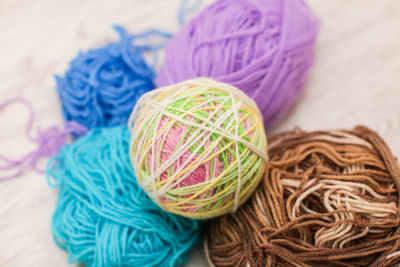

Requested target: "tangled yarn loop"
[
  {"left": 129, "top": 78, "right": 268, "bottom": 219},
  {"left": 0, "top": 97, "right": 86, "bottom": 181},
  {"left": 56, "top": 26, "right": 171, "bottom": 134},
  {"left": 47, "top": 126, "right": 199, "bottom": 267},
  {"left": 157, "top": 0, "right": 319, "bottom": 128},
  {"left": 207, "top": 126, "right": 400, "bottom": 267}
]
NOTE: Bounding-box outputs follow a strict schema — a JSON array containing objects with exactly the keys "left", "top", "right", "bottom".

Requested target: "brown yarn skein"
[{"left": 206, "top": 126, "right": 400, "bottom": 267}]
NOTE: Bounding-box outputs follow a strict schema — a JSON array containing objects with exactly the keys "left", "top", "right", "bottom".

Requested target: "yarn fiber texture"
[
  {"left": 129, "top": 77, "right": 268, "bottom": 220},
  {"left": 46, "top": 126, "right": 199, "bottom": 267},
  {"left": 0, "top": 97, "right": 87, "bottom": 181},
  {"left": 157, "top": 0, "right": 319, "bottom": 128},
  {"left": 206, "top": 126, "right": 400, "bottom": 267},
  {"left": 56, "top": 26, "right": 169, "bottom": 135}
]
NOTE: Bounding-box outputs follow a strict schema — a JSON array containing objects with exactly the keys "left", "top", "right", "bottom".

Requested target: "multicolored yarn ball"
[
  {"left": 46, "top": 126, "right": 199, "bottom": 267},
  {"left": 129, "top": 78, "right": 268, "bottom": 219},
  {"left": 55, "top": 26, "right": 170, "bottom": 135},
  {"left": 206, "top": 126, "right": 400, "bottom": 267},
  {"left": 157, "top": 0, "right": 319, "bottom": 128}
]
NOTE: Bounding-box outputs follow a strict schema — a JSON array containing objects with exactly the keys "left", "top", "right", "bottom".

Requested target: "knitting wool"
[
  {"left": 157, "top": 0, "right": 319, "bottom": 128},
  {"left": 129, "top": 77, "right": 268, "bottom": 219},
  {"left": 47, "top": 126, "right": 199, "bottom": 267},
  {"left": 206, "top": 126, "right": 400, "bottom": 267},
  {"left": 0, "top": 97, "right": 86, "bottom": 180},
  {"left": 55, "top": 26, "right": 170, "bottom": 134}
]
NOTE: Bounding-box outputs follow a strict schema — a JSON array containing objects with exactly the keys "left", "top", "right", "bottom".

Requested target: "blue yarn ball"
[
  {"left": 55, "top": 26, "right": 155, "bottom": 134},
  {"left": 46, "top": 126, "right": 199, "bottom": 267}
]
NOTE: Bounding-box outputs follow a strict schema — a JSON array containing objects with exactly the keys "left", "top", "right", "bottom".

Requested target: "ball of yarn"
[
  {"left": 206, "top": 126, "right": 400, "bottom": 267},
  {"left": 46, "top": 126, "right": 199, "bottom": 267},
  {"left": 129, "top": 77, "right": 268, "bottom": 219},
  {"left": 157, "top": 0, "right": 319, "bottom": 128},
  {"left": 55, "top": 26, "right": 156, "bottom": 134}
]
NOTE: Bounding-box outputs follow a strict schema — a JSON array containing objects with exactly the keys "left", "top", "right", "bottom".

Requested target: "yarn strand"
[
  {"left": 129, "top": 78, "right": 267, "bottom": 219},
  {"left": 178, "top": 0, "right": 203, "bottom": 25},
  {"left": 47, "top": 126, "right": 199, "bottom": 267},
  {"left": 157, "top": 0, "right": 319, "bottom": 128},
  {"left": 207, "top": 126, "right": 400, "bottom": 267},
  {"left": 55, "top": 0, "right": 205, "bottom": 133},
  {"left": 55, "top": 26, "right": 171, "bottom": 132},
  {"left": 0, "top": 97, "right": 87, "bottom": 181}
]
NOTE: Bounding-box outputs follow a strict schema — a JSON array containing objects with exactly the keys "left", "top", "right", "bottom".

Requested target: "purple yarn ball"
[{"left": 157, "top": 0, "right": 319, "bottom": 128}]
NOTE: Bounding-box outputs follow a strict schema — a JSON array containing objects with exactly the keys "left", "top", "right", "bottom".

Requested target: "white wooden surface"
[{"left": 0, "top": 0, "right": 399, "bottom": 266}]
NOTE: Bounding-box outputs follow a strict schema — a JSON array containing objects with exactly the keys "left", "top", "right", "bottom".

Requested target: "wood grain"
[{"left": 0, "top": 0, "right": 399, "bottom": 266}]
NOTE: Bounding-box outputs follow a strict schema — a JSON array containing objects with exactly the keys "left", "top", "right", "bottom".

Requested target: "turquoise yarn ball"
[{"left": 46, "top": 126, "right": 199, "bottom": 267}]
